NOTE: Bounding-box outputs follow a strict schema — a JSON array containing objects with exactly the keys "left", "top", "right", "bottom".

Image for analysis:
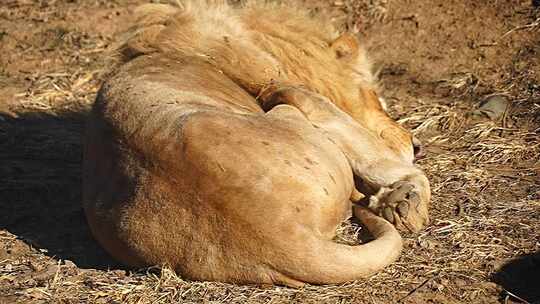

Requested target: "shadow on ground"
[
  {"left": 492, "top": 251, "right": 540, "bottom": 303},
  {"left": 0, "top": 111, "right": 121, "bottom": 269}
]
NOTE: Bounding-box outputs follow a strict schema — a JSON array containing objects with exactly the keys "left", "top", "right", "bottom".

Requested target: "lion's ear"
[{"left": 330, "top": 33, "right": 360, "bottom": 60}]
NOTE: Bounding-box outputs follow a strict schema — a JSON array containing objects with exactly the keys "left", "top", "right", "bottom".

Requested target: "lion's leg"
[{"left": 260, "top": 85, "right": 430, "bottom": 232}]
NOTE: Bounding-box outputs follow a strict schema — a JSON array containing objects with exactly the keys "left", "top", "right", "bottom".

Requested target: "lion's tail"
[{"left": 278, "top": 206, "right": 402, "bottom": 286}]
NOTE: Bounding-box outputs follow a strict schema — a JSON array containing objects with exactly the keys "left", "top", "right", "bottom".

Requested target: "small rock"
[
  {"left": 472, "top": 95, "right": 510, "bottom": 121},
  {"left": 63, "top": 260, "right": 76, "bottom": 268}
]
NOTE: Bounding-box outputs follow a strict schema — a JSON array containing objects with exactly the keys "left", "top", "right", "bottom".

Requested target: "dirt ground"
[{"left": 1, "top": 0, "right": 539, "bottom": 303}]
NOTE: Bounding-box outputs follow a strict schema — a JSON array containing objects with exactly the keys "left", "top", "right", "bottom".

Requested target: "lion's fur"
[
  {"left": 83, "top": 0, "right": 430, "bottom": 287},
  {"left": 117, "top": 1, "right": 378, "bottom": 114}
]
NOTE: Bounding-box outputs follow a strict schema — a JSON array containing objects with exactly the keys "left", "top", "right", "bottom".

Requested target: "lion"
[{"left": 83, "top": 1, "right": 430, "bottom": 287}]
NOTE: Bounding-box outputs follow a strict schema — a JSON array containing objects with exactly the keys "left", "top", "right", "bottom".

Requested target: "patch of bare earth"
[{"left": 1, "top": 0, "right": 538, "bottom": 303}]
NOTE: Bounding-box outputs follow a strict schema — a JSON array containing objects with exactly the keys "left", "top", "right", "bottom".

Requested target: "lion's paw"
[{"left": 368, "top": 181, "right": 428, "bottom": 232}]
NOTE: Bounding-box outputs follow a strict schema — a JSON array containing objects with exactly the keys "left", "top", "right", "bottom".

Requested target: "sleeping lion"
[{"left": 83, "top": 1, "right": 430, "bottom": 287}]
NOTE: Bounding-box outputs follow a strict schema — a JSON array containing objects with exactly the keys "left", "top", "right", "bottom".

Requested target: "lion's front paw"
[{"left": 369, "top": 180, "right": 429, "bottom": 232}]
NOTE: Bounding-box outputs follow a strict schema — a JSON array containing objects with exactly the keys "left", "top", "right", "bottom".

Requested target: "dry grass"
[{"left": 0, "top": 1, "right": 539, "bottom": 304}]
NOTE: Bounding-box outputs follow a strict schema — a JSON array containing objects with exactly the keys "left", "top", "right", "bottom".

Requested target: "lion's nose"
[{"left": 412, "top": 136, "right": 424, "bottom": 161}]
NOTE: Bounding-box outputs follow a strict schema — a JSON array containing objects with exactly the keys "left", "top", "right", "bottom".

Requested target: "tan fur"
[
  {"left": 84, "top": 1, "right": 430, "bottom": 287},
  {"left": 119, "top": 2, "right": 379, "bottom": 112}
]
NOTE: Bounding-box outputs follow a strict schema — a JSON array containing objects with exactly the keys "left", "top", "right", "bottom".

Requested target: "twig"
[
  {"left": 396, "top": 276, "right": 435, "bottom": 303},
  {"left": 500, "top": 17, "right": 540, "bottom": 39},
  {"left": 503, "top": 289, "right": 530, "bottom": 304}
]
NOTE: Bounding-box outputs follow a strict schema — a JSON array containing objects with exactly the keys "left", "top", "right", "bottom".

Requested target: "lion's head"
[{"left": 118, "top": 1, "right": 422, "bottom": 167}]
